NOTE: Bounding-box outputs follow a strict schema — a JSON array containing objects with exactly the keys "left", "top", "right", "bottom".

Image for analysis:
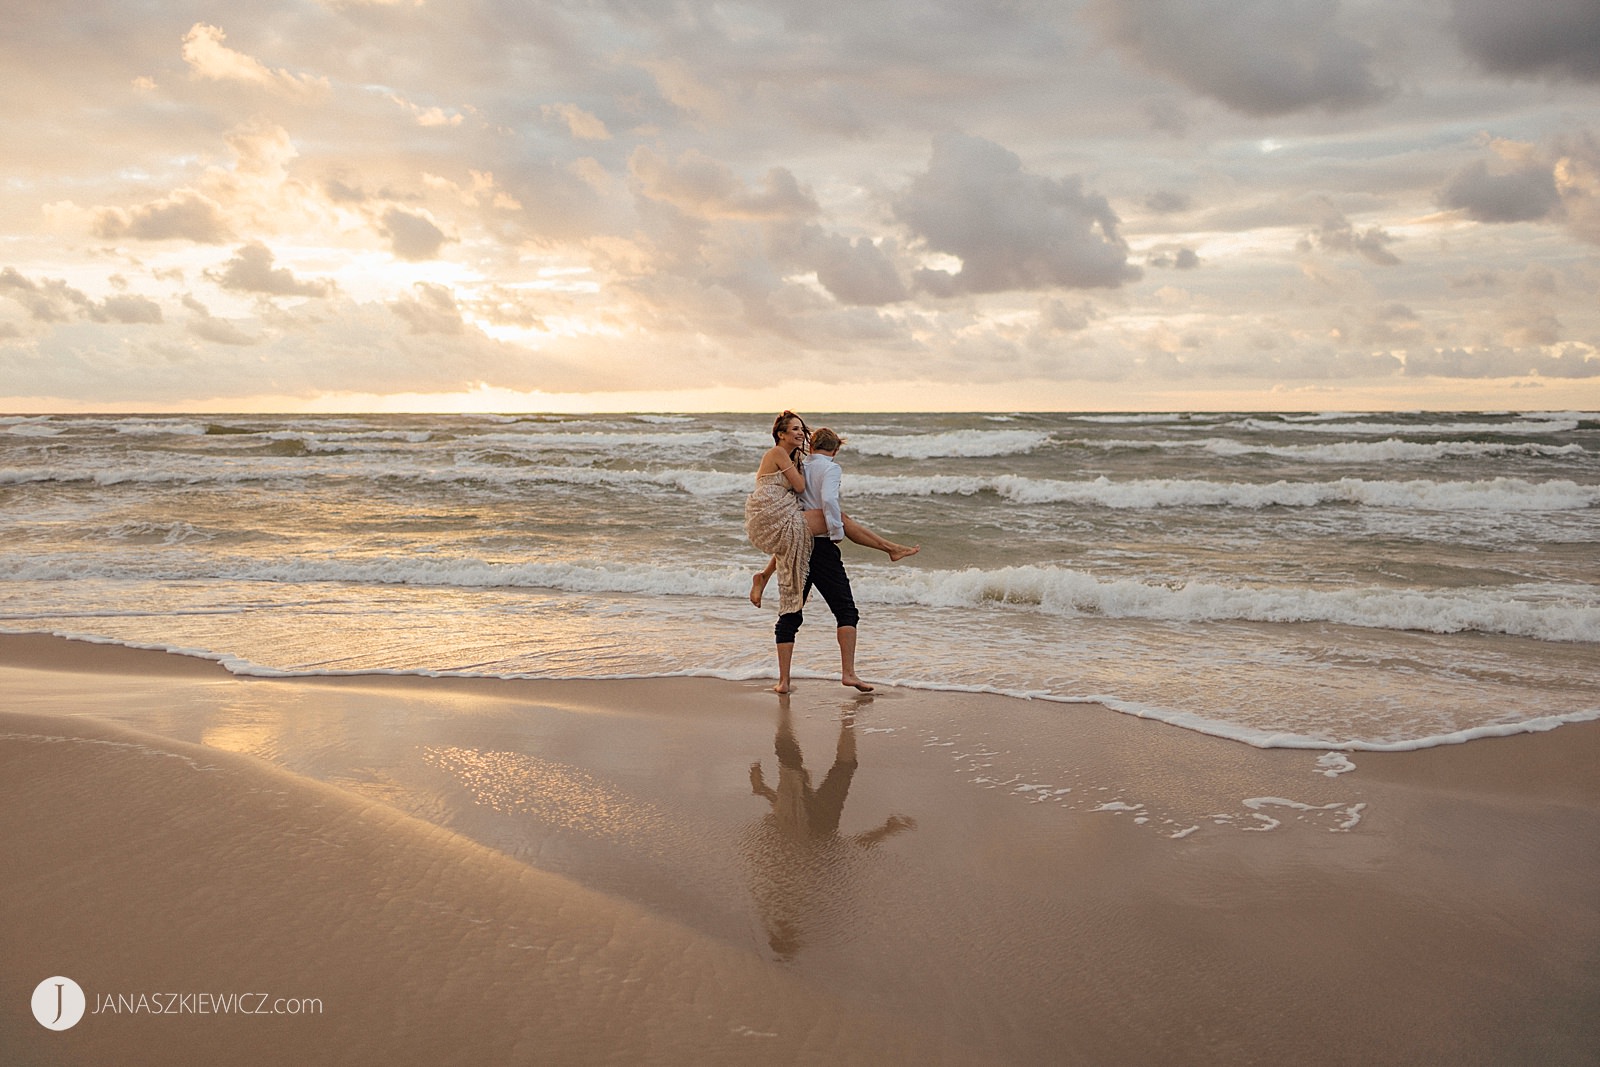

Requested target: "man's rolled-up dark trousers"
[{"left": 775, "top": 536, "right": 859, "bottom": 643}]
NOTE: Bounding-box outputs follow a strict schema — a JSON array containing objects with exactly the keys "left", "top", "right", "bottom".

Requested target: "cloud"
[
  {"left": 1439, "top": 158, "right": 1561, "bottom": 222},
  {"left": 0, "top": 268, "right": 89, "bottom": 322},
  {"left": 207, "top": 244, "right": 335, "bottom": 297},
  {"left": 182, "top": 295, "right": 260, "bottom": 346},
  {"left": 541, "top": 102, "right": 611, "bottom": 141},
  {"left": 1300, "top": 199, "right": 1400, "bottom": 265},
  {"left": 1450, "top": 0, "right": 1600, "bottom": 82},
  {"left": 379, "top": 208, "right": 451, "bottom": 261},
  {"left": 181, "top": 23, "right": 328, "bottom": 98},
  {"left": 630, "top": 148, "right": 818, "bottom": 221},
  {"left": 188, "top": 316, "right": 259, "bottom": 346},
  {"left": 1438, "top": 131, "right": 1600, "bottom": 243},
  {"left": 1144, "top": 190, "right": 1192, "bottom": 214},
  {"left": 0, "top": 268, "right": 163, "bottom": 325},
  {"left": 1404, "top": 345, "right": 1600, "bottom": 378},
  {"left": 1148, "top": 247, "right": 1201, "bottom": 269},
  {"left": 794, "top": 230, "right": 909, "bottom": 306},
  {"left": 1552, "top": 130, "right": 1600, "bottom": 243},
  {"left": 390, "top": 283, "right": 466, "bottom": 335},
  {"left": 1085, "top": 0, "right": 1390, "bottom": 116},
  {"left": 387, "top": 93, "right": 468, "bottom": 128},
  {"left": 90, "top": 295, "right": 164, "bottom": 325},
  {"left": 893, "top": 134, "right": 1140, "bottom": 294},
  {"left": 92, "top": 192, "right": 234, "bottom": 244}
]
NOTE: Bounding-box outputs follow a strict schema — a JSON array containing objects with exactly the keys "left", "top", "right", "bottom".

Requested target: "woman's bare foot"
[
  {"left": 771, "top": 682, "right": 793, "bottom": 694},
  {"left": 887, "top": 544, "right": 920, "bottom": 562},
  {"left": 841, "top": 675, "right": 874, "bottom": 693},
  {"left": 750, "top": 571, "right": 770, "bottom": 607}
]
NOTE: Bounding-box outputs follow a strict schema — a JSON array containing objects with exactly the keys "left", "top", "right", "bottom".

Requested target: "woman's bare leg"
[
  {"left": 841, "top": 513, "right": 919, "bottom": 562},
  {"left": 750, "top": 556, "right": 777, "bottom": 607}
]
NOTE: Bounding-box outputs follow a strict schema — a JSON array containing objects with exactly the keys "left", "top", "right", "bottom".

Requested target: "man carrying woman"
[{"left": 744, "top": 413, "right": 917, "bottom": 693}]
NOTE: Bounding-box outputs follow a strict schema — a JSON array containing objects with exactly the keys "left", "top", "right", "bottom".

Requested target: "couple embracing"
[{"left": 744, "top": 411, "right": 918, "bottom": 694}]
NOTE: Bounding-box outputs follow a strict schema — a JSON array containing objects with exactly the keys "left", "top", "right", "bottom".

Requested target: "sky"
[{"left": 2, "top": 0, "right": 1598, "bottom": 413}]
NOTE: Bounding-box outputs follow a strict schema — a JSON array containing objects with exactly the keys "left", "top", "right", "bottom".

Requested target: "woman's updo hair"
[
  {"left": 771, "top": 410, "right": 810, "bottom": 451},
  {"left": 809, "top": 427, "right": 843, "bottom": 453}
]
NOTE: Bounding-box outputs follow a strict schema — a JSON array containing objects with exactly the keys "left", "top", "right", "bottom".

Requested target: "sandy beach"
[{"left": 3, "top": 632, "right": 1598, "bottom": 1065}]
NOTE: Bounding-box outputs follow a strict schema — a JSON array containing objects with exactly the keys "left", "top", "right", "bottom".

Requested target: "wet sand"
[{"left": 2, "top": 633, "right": 1598, "bottom": 1065}]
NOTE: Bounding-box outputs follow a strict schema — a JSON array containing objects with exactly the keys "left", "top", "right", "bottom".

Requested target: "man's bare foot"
[
  {"left": 750, "top": 571, "right": 770, "bottom": 607},
  {"left": 771, "top": 682, "right": 793, "bottom": 694},
  {"left": 888, "top": 545, "right": 920, "bottom": 562},
  {"left": 841, "top": 676, "right": 874, "bottom": 693}
]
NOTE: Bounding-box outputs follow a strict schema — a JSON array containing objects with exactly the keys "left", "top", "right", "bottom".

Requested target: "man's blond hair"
[{"left": 810, "top": 427, "right": 843, "bottom": 452}]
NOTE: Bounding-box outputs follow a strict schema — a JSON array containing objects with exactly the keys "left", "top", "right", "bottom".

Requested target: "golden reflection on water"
[
  {"left": 421, "top": 745, "right": 667, "bottom": 845},
  {"left": 742, "top": 699, "right": 916, "bottom": 961},
  {"left": 199, "top": 715, "right": 281, "bottom": 758}
]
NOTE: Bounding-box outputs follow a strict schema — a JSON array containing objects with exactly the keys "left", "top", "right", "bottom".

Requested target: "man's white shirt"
[{"left": 800, "top": 452, "right": 844, "bottom": 541}]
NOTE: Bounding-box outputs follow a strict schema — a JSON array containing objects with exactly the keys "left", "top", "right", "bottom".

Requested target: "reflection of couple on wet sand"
[
  {"left": 744, "top": 703, "right": 916, "bottom": 960},
  {"left": 744, "top": 411, "right": 919, "bottom": 694}
]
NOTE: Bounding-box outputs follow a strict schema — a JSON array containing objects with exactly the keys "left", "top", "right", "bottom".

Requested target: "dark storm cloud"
[
  {"left": 1085, "top": 0, "right": 1391, "bottom": 116},
  {"left": 894, "top": 134, "right": 1140, "bottom": 295},
  {"left": 1451, "top": 0, "right": 1600, "bottom": 82}
]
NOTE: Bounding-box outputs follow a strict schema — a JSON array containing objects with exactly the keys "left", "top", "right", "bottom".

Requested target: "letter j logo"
[{"left": 31, "top": 976, "right": 86, "bottom": 1030}]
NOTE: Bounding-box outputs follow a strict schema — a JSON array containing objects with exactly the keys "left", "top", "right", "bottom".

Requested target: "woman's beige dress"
[{"left": 744, "top": 470, "right": 812, "bottom": 616}]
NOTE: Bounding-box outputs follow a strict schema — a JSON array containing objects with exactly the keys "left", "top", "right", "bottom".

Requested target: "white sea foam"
[
  {"left": 10, "top": 550, "right": 1595, "bottom": 644},
  {"left": 98, "top": 521, "right": 215, "bottom": 545},
  {"left": 1315, "top": 752, "right": 1357, "bottom": 777},
  {"left": 1083, "top": 436, "right": 1586, "bottom": 463},
  {"left": 5, "top": 422, "right": 66, "bottom": 437},
  {"left": 110, "top": 419, "right": 211, "bottom": 436},
  {"left": 1071, "top": 413, "right": 1199, "bottom": 424},
  {"left": 847, "top": 472, "right": 1600, "bottom": 511},
  {"left": 1237, "top": 417, "right": 1581, "bottom": 436},
  {"left": 862, "top": 565, "right": 1600, "bottom": 641},
  {"left": 847, "top": 429, "right": 1052, "bottom": 459}
]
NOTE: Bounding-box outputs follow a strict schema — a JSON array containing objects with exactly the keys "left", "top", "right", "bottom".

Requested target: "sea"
[{"left": 3, "top": 410, "right": 1597, "bottom": 751}]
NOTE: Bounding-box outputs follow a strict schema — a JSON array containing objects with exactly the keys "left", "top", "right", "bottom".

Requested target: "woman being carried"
[
  {"left": 748, "top": 419, "right": 919, "bottom": 609},
  {"left": 743, "top": 411, "right": 814, "bottom": 617}
]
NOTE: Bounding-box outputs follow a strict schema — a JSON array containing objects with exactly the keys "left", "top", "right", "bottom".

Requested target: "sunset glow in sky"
[{"left": 3, "top": 0, "right": 1599, "bottom": 412}]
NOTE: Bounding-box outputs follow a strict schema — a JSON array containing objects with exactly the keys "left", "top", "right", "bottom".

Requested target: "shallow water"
[{"left": 3, "top": 409, "right": 1597, "bottom": 747}]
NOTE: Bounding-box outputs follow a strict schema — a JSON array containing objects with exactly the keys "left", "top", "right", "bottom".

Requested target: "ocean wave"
[
  {"left": 6, "top": 457, "right": 1594, "bottom": 511},
  {"left": 846, "top": 473, "right": 1600, "bottom": 511},
  {"left": 452, "top": 428, "right": 745, "bottom": 453},
  {"left": 865, "top": 566, "right": 1600, "bottom": 643},
  {"left": 1070, "top": 413, "right": 1206, "bottom": 424},
  {"left": 1082, "top": 436, "right": 1588, "bottom": 463},
  {"left": 8, "top": 554, "right": 1595, "bottom": 643},
  {"left": 847, "top": 429, "right": 1052, "bottom": 459},
  {"left": 1236, "top": 417, "right": 1582, "bottom": 436},
  {"left": 97, "top": 521, "right": 216, "bottom": 545},
  {"left": 264, "top": 429, "right": 435, "bottom": 448}
]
